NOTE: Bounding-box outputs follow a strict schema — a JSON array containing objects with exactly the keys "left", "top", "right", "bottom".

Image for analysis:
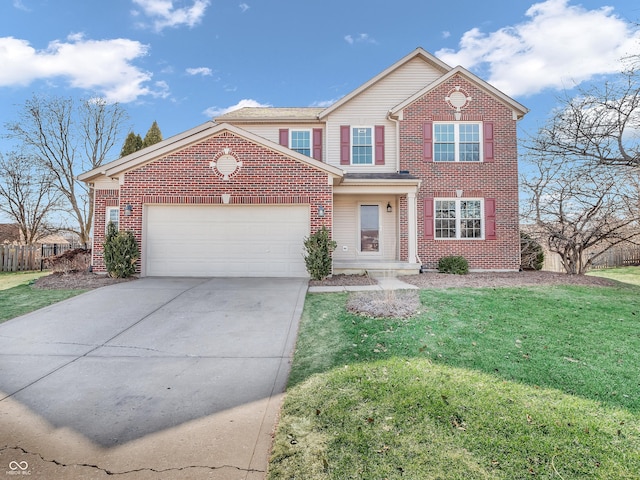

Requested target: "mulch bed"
[
  {"left": 308, "top": 274, "right": 377, "bottom": 287},
  {"left": 400, "top": 270, "right": 617, "bottom": 289},
  {"left": 32, "top": 270, "right": 617, "bottom": 290},
  {"left": 33, "top": 271, "right": 137, "bottom": 290}
]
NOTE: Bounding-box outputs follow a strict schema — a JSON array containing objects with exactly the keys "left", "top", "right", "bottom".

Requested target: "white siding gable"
[{"left": 326, "top": 57, "right": 444, "bottom": 172}]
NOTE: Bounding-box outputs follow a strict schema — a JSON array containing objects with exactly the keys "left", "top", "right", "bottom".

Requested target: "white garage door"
[{"left": 145, "top": 205, "right": 310, "bottom": 277}]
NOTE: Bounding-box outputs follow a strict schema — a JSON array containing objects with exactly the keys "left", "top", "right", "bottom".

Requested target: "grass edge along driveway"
[
  {"left": 0, "top": 271, "right": 87, "bottom": 324},
  {"left": 269, "top": 280, "right": 640, "bottom": 479}
]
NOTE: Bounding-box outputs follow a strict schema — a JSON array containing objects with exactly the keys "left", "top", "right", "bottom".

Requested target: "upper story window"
[
  {"left": 290, "top": 130, "right": 311, "bottom": 157},
  {"left": 279, "top": 128, "right": 322, "bottom": 161},
  {"left": 435, "top": 199, "right": 482, "bottom": 239},
  {"left": 106, "top": 206, "right": 119, "bottom": 232},
  {"left": 434, "top": 122, "right": 481, "bottom": 162},
  {"left": 352, "top": 127, "right": 373, "bottom": 165},
  {"left": 340, "top": 125, "right": 385, "bottom": 166}
]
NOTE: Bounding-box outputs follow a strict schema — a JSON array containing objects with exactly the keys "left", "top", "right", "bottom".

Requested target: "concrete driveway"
[{"left": 0, "top": 277, "right": 307, "bottom": 479}]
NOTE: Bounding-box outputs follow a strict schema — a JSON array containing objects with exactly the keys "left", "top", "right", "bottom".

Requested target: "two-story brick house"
[{"left": 79, "top": 47, "right": 527, "bottom": 277}]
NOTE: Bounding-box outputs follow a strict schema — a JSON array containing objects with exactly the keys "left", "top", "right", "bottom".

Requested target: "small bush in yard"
[
  {"left": 103, "top": 223, "right": 139, "bottom": 278},
  {"left": 303, "top": 226, "right": 337, "bottom": 281},
  {"left": 438, "top": 255, "right": 469, "bottom": 275}
]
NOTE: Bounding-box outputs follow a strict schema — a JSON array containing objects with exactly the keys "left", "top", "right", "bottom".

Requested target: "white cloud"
[
  {"left": 344, "top": 33, "right": 377, "bottom": 45},
  {"left": 152, "top": 80, "right": 171, "bottom": 98},
  {"left": 436, "top": 0, "right": 640, "bottom": 97},
  {"left": 310, "top": 98, "right": 338, "bottom": 108},
  {"left": 204, "top": 98, "right": 271, "bottom": 118},
  {"left": 0, "top": 34, "right": 160, "bottom": 103},
  {"left": 13, "top": 0, "right": 30, "bottom": 12},
  {"left": 239, "top": 3, "right": 249, "bottom": 13},
  {"left": 132, "top": 0, "right": 210, "bottom": 32},
  {"left": 441, "top": 31, "right": 451, "bottom": 39},
  {"left": 186, "top": 67, "right": 212, "bottom": 76}
]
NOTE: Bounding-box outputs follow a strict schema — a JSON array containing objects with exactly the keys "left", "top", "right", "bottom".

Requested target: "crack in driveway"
[{"left": 1, "top": 446, "right": 265, "bottom": 476}]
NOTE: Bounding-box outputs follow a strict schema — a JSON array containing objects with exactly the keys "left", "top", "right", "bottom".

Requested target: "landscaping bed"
[
  {"left": 33, "top": 271, "right": 136, "bottom": 290},
  {"left": 402, "top": 270, "right": 617, "bottom": 288},
  {"left": 31, "top": 270, "right": 620, "bottom": 290}
]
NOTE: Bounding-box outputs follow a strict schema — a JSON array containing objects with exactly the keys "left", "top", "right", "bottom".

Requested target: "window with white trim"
[
  {"left": 435, "top": 199, "right": 483, "bottom": 239},
  {"left": 434, "top": 122, "right": 481, "bottom": 162},
  {"left": 290, "top": 130, "right": 311, "bottom": 157},
  {"left": 106, "top": 206, "right": 119, "bottom": 232},
  {"left": 352, "top": 127, "right": 373, "bottom": 165}
]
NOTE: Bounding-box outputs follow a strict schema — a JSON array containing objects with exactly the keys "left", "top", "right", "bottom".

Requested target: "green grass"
[
  {"left": 588, "top": 266, "right": 640, "bottom": 287},
  {"left": 0, "top": 271, "right": 87, "bottom": 323},
  {"left": 0, "top": 270, "right": 50, "bottom": 290},
  {"left": 269, "top": 285, "right": 640, "bottom": 479}
]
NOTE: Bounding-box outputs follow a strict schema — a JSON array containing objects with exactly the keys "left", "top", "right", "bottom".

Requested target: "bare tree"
[
  {"left": 5, "top": 95, "right": 128, "bottom": 243},
  {"left": 521, "top": 154, "right": 640, "bottom": 274},
  {"left": 529, "top": 69, "right": 640, "bottom": 167},
  {"left": 0, "top": 152, "right": 60, "bottom": 244}
]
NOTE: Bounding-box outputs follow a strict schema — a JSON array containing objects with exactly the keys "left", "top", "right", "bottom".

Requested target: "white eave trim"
[
  {"left": 334, "top": 176, "right": 422, "bottom": 194},
  {"left": 78, "top": 121, "right": 217, "bottom": 182},
  {"left": 78, "top": 122, "right": 344, "bottom": 182},
  {"left": 390, "top": 66, "right": 529, "bottom": 120}
]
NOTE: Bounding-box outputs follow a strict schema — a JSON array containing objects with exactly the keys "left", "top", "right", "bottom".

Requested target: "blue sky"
[{"left": 1, "top": 0, "right": 639, "bottom": 152}]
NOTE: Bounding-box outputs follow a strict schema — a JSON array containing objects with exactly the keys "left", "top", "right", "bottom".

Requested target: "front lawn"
[
  {"left": 0, "top": 271, "right": 87, "bottom": 323},
  {"left": 269, "top": 284, "right": 640, "bottom": 479},
  {"left": 588, "top": 266, "right": 640, "bottom": 287}
]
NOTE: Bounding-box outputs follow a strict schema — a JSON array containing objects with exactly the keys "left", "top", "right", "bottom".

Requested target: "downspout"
[
  {"left": 387, "top": 111, "right": 422, "bottom": 268},
  {"left": 387, "top": 111, "right": 401, "bottom": 172}
]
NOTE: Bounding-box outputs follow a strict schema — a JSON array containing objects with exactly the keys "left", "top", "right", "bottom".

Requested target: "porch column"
[{"left": 407, "top": 192, "right": 418, "bottom": 264}]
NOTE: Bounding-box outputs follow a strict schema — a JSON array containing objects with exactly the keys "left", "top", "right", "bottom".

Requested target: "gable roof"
[
  {"left": 0, "top": 224, "right": 20, "bottom": 243},
  {"left": 318, "top": 47, "right": 452, "bottom": 119},
  {"left": 390, "top": 66, "right": 529, "bottom": 119},
  {"left": 215, "top": 107, "right": 324, "bottom": 123},
  {"left": 78, "top": 122, "right": 344, "bottom": 183}
]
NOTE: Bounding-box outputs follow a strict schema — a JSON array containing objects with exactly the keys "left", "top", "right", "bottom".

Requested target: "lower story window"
[
  {"left": 106, "top": 206, "right": 119, "bottom": 232},
  {"left": 435, "top": 199, "right": 482, "bottom": 239}
]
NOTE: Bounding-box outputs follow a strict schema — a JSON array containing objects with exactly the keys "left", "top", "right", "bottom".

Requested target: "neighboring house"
[
  {"left": 79, "top": 47, "right": 528, "bottom": 278},
  {"left": 0, "top": 223, "right": 69, "bottom": 246}
]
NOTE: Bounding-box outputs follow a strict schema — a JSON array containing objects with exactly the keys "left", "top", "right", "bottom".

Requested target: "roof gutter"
[{"left": 387, "top": 110, "right": 401, "bottom": 173}]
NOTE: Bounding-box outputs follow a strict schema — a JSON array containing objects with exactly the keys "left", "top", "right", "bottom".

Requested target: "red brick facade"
[
  {"left": 87, "top": 51, "right": 525, "bottom": 275},
  {"left": 400, "top": 74, "right": 521, "bottom": 270},
  {"left": 92, "top": 131, "right": 333, "bottom": 273}
]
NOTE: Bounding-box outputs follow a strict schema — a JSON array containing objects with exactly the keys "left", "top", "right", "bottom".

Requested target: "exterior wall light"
[
  {"left": 318, "top": 205, "right": 325, "bottom": 217},
  {"left": 387, "top": 202, "right": 392, "bottom": 213},
  {"left": 124, "top": 204, "right": 133, "bottom": 216}
]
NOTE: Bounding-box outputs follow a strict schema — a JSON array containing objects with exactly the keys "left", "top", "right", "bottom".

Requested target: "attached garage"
[{"left": 144, "top": 205, "right": 310, "bottom": 277}]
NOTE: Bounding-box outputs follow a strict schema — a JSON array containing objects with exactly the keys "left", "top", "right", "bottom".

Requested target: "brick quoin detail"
[
  {"left": 92, "top": 132, "right": 333, "bottom": 273},
  {"left": 92, "top": 189, "right": 120, "bottom": 273},
  {"left": 399, "top": 74, "right": 520, "bottom": 271}
]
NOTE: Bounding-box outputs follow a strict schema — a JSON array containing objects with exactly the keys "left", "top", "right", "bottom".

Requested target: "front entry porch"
[{"left": 331, "top": 173, "right": 421, "bottom": 277}]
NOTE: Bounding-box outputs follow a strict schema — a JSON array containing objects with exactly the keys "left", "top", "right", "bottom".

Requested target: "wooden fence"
[
  {"left": 542, "top": 246, "right": 640, "bottom": 273},
  {"left": 0, "top": 243, "right": 88, "bottom": 272},
  {"left": 590, "top": 247, "right": 640, "bottom": 270}
]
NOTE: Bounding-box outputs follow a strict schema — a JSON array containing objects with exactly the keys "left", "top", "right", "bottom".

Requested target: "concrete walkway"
[
  {"left": 307, "top": 276, "right": 419, "bottom": 293},
  {"left": 0, "top": 277, "right": 307, "bottom": 480}
]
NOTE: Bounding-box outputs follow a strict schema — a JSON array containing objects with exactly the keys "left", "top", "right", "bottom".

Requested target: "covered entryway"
[{"left": 144, "top": 205, "right": 310, "bottom": 277}]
